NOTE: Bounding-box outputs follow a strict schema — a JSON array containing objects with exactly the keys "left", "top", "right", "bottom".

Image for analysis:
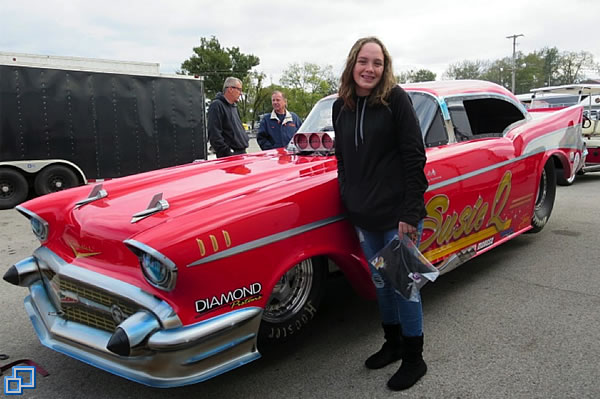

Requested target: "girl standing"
[{"left": 332, "top": 36, "right": 429, "bottom": 391}]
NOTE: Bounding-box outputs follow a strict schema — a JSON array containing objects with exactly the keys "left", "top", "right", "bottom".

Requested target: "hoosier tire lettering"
[
  {"left": 267, "top": 301, "right": 317, "bottom": 339},
  {"left": 259, "top": 257, "right": 328, "bottom": 344}
]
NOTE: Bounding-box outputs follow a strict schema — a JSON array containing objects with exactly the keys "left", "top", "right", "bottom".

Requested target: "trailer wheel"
[
  {"left": 34, "top": 165, "right": 80, "bottom": 196},
  {"left": 0, "top": 169, "right": 29, "bottom": 209}
]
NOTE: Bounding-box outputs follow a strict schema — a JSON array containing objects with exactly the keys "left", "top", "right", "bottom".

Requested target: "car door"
[{"left": 418, "top": 94, "right": 529, "bottom": 264}]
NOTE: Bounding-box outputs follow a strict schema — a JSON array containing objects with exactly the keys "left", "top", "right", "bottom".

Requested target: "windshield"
[
  {"left": 293, "top": 92, "right": 444, "bottom": 147},
  {"left": 297, "top": 97, "right": 335, "bottom": 134}
]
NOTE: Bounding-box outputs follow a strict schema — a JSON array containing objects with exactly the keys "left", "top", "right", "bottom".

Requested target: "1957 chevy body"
[{"left": 4, "top": 80, "right": 584, "bottom": 387}]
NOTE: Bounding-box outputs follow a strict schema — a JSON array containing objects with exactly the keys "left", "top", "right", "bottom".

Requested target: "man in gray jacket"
[{"left": 207, "top": 77, "right": 249, "bottom": 158}]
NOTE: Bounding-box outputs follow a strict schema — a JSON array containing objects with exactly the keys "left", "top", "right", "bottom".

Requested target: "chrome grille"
[{"left": 41, "top": 268, "right": 140, "bottom": 332}]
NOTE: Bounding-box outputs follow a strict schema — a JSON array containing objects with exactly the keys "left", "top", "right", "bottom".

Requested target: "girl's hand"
[{"left": 398, "top": 221, "right": 418, "bottom": 243}]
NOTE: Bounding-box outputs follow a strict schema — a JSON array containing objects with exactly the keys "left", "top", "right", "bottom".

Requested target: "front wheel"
[
  {"left": 529, "top": 161, "right": 556, "bottom": 233},
  {"left": 259, "top": 257, "right": 328, "bottom": 343}
]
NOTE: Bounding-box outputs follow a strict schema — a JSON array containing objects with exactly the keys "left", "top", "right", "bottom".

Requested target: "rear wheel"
[
  {"left": 259, "top": 257, "right": 327, "bottom": 343},
  {"left": 34, "top": 165, "right": 80, "bottom": 196},
  {"left": 556, "top": 166, "right": 576, "bottom": 186},
  {"left": 529, "top": 161, "right": 556, "bottom": 233},
  {"left": 0, "top": 168, "right": 29, "bottom": 209}
]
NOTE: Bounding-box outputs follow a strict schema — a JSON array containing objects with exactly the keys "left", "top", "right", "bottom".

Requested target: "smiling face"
[{"left": 352, "top": 42, "right": 385, "bottom": 97}]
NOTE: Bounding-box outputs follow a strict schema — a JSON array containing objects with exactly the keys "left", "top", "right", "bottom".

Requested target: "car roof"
[
  {"left": 319, "top": 80, "right": 517, "bottom": 103},
  {"left": 401, "top": 80, "right": 516, "bottom": 100}
]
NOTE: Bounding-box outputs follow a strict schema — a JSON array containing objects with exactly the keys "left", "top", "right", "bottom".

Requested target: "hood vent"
[
  {"left": 75, "top": 184, "right": 108, "bottom": 208},
  {"left": 131, "top": 193, "right": 169, "bottom": 223}
]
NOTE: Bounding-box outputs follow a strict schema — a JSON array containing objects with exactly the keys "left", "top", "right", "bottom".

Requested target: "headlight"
[
  {"left": 125, "top": 240, "right": 177, "bottom": 292},
  {"left": 142, "top": 253, "right": 170, "bottom": 286},
  {"left": 16, "top": 206, "right": 49, "bottom": 242},
  {"left": 31, "top": 217, "right": 49, "bottom": 241}
]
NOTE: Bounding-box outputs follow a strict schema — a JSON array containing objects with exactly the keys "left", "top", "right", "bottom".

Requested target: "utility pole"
[{"left": 506, "top": 34, "right": 524, "bottom": 93}]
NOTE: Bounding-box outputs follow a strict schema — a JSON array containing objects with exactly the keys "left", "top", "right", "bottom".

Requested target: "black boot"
[
  {"left": 387, "top": 334, "right": 427, "bottom": 391},
  {"left": 365, "top": 324, "right": 404, "bottom": 369}
]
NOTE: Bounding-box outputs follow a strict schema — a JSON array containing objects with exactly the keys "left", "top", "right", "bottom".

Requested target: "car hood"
[{"left": 22, "top": 150, "right": 339, "bottom": 275}]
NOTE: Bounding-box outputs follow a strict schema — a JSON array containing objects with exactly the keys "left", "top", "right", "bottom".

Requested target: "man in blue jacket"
[{"left": 257, "top": 91, "right": 302, "bottom": 150}]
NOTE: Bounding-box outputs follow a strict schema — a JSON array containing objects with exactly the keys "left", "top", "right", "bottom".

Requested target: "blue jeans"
[{"left": 355, "top": 223, "right": 424, "bottom": 337}]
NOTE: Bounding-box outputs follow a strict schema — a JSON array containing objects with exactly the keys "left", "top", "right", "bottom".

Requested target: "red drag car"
[{"left": 4, "top": 80, "right": 585, "bottom": 387}]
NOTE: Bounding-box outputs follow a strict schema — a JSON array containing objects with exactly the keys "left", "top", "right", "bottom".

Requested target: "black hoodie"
[
  {"left": 207, "top": 92, "right": 249, "bottom": 157},
  {"left": 332, "top": 86, "right": 428, "bottom": 231}
]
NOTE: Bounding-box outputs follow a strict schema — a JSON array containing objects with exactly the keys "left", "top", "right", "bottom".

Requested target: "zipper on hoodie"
[{"left": 355, "top": 96, "right": 367, "bottom": 149}]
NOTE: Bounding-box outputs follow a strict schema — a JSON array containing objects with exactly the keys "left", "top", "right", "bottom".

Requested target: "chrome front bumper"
[{"left": 13, "top": 248, "right": 263, "bottom": 388}]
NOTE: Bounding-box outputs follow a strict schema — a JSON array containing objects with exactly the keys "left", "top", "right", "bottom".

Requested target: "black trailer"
[{"left": 0, "top": 54, "right": 207, "bottom": 209}]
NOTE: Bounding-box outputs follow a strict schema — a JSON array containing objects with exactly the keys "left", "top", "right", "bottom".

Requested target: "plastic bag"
[{"left": 369, "top": 234, "right": 440, "bottom": 302}]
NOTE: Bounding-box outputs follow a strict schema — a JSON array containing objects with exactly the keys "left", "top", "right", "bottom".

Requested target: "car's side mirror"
[{"left": 582, "top": 114, "right": 592, "bottom": 129}]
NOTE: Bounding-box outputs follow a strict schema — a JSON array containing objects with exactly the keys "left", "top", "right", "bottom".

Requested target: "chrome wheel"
[{"left": 263, "top": 259, "right": 314, "bottom": 323}]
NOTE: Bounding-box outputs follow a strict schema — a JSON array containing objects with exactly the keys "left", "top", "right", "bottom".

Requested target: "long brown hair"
[{"left": 338, "top": 37, "right": 397, "bottom": 110}]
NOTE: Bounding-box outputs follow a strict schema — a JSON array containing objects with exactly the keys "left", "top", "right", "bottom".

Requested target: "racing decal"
[
  {"left": 499, "top": 227, "right": 515, "bottom": 238},
  {"left": 518, "top": 213, "right": 533, "bottom": 229},
  {"left": 476, "top": 237, "right": 494, "bottom": 251},
  {"left": 195, "top": 283, "right": 262, "bottom": 314},
  {"left": 196, "top": 230, "right": 231, "bottom": 258},
  {"left": 421, "top": 171, "right": 512, "bottom": 260},
  {"left": 509, "top": 193, "right": 533, "bottom": 209}
]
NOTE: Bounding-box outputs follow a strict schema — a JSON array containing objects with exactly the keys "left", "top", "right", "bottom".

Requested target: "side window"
[
  {"left": 448, "top": 105, "right": 472, "bottom": 141},
  {"left": 463, "top": 98, "right": 526, "bottom": 137},
  {"left": 407, "top": 91, "right": 448, "bottom": 147},
  {"left": 424, "top": 110, "right": 447, "bottom": 147},
  {"left": 448, "top": 97, "right": 526, "bottom": 140}
]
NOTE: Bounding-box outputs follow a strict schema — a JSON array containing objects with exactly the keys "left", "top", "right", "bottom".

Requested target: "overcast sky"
[{"left": 2, "top": 0, "right": 599, "bottom": 85}]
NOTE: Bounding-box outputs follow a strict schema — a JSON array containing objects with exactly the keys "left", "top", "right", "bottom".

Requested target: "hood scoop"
[
  {"left": 75, "top": 184, "right": 108, "bottom": 208},
  {"left": 131, "top": 193, "right": 170, "bottom": 223}
]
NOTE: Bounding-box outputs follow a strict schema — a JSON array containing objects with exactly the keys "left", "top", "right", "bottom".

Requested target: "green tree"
[
  {"left": 180, "top": 36, "right": 260, "bottom": 99},
  {"left": 397, "top": 69, "right": 436, "bottom": 83},
  {"left": 480, "top": 58, "right": 512, "bottom": 89},
  {"left": 555, "top": 50, "right": 596, "bottom": 85},
  {"left": 413, "top": 69, "right": 436, "bottom": 82},
  {"left": 280, "top": 63, "right": 338, "bottom": 118},
  {"left": 240, "top": 71, "right": 271, "bottom": 127},
  {"left": 443, "top": 47, "right": 599, "bottom": 94},
  {"left": 541, "top": 47, "right": 561, "bottom": 86},
  {"left": 443, "top": 60, "right": 487, "bottom": 80},
  {"left": 396, "top": 71, "right": 411, "bottom": 84}
]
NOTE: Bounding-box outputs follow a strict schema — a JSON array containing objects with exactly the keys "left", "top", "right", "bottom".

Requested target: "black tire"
[
  {"left": 529, "top": 161, "right": 556, "bottom": 233},
  {"left": 556, "top": 166, "right": 576, "bottom": 186},
  {"left": 0, "top": 168, "right": 29, "bottom": 209},
  {"left": 259, "top": 256, "right": 328, "bottom": 343},
  {"left": 34, "top": 165, "right": 80, "bottom": 196}
]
